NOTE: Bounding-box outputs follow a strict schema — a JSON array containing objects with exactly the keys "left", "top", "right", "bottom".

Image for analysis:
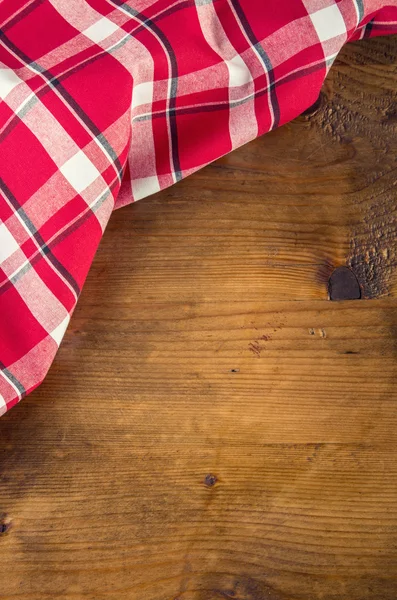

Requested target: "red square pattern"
[
  {"left": 5, "top": 1, "right": 79, "bottom": 63},
  {"left": 0, "top": 119, "right": 58, "bottom": 206},
  {"left": 61, "top": 53, "right": 131, "bottom": 132},
  {"left": 0, "top": 285, "right": 48, "bottom": 365}
]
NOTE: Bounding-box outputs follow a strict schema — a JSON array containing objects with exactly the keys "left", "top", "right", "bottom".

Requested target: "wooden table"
[{"left": 0, "top": 36, "right": 396, "bottom": 600}]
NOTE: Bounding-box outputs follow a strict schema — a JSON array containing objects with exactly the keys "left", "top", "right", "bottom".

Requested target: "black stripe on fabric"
[
  {"left": 0, "top": 111, "right": 23, "bottom": 144},
  {"left": 0, "top": 30, "right": 124, "bottom": 180},
  {"left": 0, "top": 171, "right": 122, "bottom": 297},
  {"left": 0, "top": 0, "right": 195, "bottom": 148},
  {"left": 2, "top": 0, "right": 46, "bottom": 33},
  {"left": 108, "top": 0, "right": 182, "bottom": 181},
  {"left": 0, "top": 361, "right": 26, "bottom": 399},
  {"left": 364, "top": 19, "right": 374, "bottom": 38},
  {"left": 370, "top": 23, "right": 397, "bottom": 31},
  {"left": 229, "top": 0, "right": 280, "bottom": 130},
  {"left": 0, "top": 178, "right": 81, "bottom": 297}
]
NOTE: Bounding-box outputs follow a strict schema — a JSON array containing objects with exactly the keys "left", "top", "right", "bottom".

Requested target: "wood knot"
[
  {"left": 328, "top": 266, "right": 361, "bottom": 301},
  {"left": 0, "top": 518, "right": 12, "bottom": 535},
  {"left": 204, "top": 474, "right": 217, "bottom": 487}
]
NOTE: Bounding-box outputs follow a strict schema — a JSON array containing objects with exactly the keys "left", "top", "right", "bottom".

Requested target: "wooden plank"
[{"left": 0, "top": 36, "right": 396, "bottom": 600}]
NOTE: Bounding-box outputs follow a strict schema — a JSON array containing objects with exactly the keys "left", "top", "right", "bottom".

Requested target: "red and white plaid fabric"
[{"left": 0, "top": 0, "right": 396, "bottom": 415}]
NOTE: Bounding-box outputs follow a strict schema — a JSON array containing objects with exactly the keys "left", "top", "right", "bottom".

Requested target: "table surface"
[{"left": 0, "top": 36, "right": 396, "bottom": 600}]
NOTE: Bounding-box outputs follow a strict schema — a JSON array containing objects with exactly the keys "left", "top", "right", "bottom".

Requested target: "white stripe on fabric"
[
  {"left": 0, "top": 222, "right": 19, "bottom": 263},
  {"left": 195, "top": 0, "right": 258, "bottom": 149},
  {"left": 0, "top": 69, "right": 22, "bottom": 100},
  {"left": 0, "top": 394, "right": 6, "bottom": 416}
]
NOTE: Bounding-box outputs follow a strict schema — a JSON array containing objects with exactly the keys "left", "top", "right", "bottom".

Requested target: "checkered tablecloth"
[{"left": 0, "top": 1, "right": 396, "bottom": 416}]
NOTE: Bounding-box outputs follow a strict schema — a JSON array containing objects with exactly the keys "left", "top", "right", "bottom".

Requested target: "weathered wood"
[{"left": 0, "top": 36, "right": 396, "bottom": 600}]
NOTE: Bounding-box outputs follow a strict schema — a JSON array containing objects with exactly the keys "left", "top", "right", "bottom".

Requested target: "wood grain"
[{"left": 0, "top": 36, "right": 397, "bottom": 600}]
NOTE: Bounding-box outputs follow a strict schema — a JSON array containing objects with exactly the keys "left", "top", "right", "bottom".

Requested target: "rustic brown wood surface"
[{"left": 0, "top": 36, "right": 397, "bottom": 600}]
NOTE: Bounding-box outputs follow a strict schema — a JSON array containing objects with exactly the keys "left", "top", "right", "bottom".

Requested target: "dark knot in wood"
[
  {"left": 204, "top": 474, "right": 217, "bottom": 487},
  {"left": 328, "top": 266, "right": 361, "bottom": 301}
]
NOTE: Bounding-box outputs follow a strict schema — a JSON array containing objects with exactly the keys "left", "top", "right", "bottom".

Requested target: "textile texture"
[{"left": 0, "top": 0, "right": 396, "bottom": 415}]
